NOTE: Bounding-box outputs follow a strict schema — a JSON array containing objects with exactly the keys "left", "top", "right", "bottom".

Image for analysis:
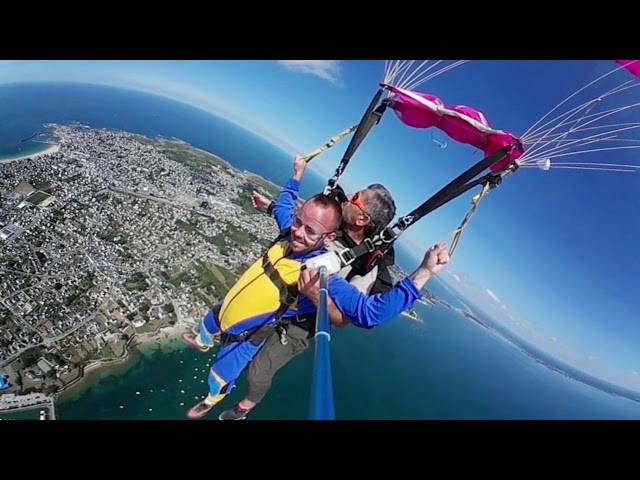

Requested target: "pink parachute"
[
  {"left": 385, "top": 86, "right": 524, "bottom": 171},
  {"left": 615, "top": 60, "right": 640, "bottom": 77}
]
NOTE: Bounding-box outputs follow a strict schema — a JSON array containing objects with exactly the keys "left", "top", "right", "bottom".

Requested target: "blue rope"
[{"left": 308, "top": 266, "right": 336, "bottom": 420}]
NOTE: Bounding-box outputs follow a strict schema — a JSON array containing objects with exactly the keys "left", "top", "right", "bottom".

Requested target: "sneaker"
[
  {"left": 218, "top": 404, "right": 252, "bottom": 420},
  {"left": 186, "top": 400, "right": 214, "bottom": 419},
  {"left": 182, "top": 332, "right": 212, "bottom": 353}
]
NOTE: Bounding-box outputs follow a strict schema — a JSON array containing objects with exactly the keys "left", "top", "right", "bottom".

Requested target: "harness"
[
  {"left": 217, "top": 221, "right": 392, "bottom": 347},
  {"left": 217, "top": 228, "right": 302, "bottom": 347}
]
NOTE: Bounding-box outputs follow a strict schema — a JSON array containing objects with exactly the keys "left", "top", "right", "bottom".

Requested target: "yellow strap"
[
  {"left": 301, "top": 124, "right": 358, "bottom": 163},
  {"left": 438, "top": 182, "right": 492, "bottom": 258}
]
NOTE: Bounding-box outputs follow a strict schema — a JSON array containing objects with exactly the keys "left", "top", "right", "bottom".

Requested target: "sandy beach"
[
  {"left": 0, "top": 143, "right": 60, "bottom": 164},
  {"left": 133, "top": 323, "right": 190, "bottom": 349}
]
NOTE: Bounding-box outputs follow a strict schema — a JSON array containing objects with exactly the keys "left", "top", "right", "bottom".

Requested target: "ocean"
[{"left": 3, "top": 82, "right": 640, "bottom": 420}]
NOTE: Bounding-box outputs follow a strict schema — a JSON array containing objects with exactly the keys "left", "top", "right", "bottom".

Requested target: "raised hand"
[
  {"left": 420, "top": 243, "right": 450, "bottom": 276},
  {"left": 251, "top": 190, "right": 272, "bottom": 210}
]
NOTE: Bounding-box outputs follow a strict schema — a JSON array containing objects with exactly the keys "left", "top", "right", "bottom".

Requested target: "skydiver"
[{"left": 206, "top": 154, "right": 448, "bottom": 420}]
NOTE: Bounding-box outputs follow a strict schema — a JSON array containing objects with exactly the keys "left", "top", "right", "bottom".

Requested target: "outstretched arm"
[
  {"left": 305, "top": 264, "right": 395, "bottom": 328},
  {"left": 301, "top": 288, "right": 352, "bottom": 328},
  {"left": 298, "top": 244, "right": 450, "bottom": 329},
  {"left": 326, "top": 275, "right": 422, "bottom": 329},
  {"left": 271, "top": 178, "right": 300, "bottom": 231}
]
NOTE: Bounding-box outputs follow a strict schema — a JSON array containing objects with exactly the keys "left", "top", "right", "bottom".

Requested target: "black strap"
[
  {"left": 325, "top": 86, "right": 388, "bottom": 192},
  {"left": 336, "top": 144, "right": 519, "bottom": 266},
  {"left": 221, "top": 323, "right": 278, "bottom": 346},
  {"left": 391, "top": 144, "right": 517, "bottom": 232},
  {"left": 262, "top": 249, "right": 299, "bottom": 321},
  {"left": 263, "top": 226, "right": 299, "bottom": 318}
]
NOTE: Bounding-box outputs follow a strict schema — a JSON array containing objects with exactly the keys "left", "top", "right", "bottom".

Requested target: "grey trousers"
[{"left": 246, "top": 323, "right": 312, "bottom": 404}]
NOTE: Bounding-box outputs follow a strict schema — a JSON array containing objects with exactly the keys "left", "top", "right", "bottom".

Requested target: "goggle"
[{"left": 292, "top": 215, "right": 330, "bottom": 242}]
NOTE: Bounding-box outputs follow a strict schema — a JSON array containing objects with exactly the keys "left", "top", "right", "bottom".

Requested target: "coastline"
[
  {"left": 0, "top": 143, "right": 60, "bottom": 164},
  {"left": 52, "top": 323, "right": 190, "bottom": 410},
  {"left": 401, "top": 311, "right": 424, "bottom": 323}
]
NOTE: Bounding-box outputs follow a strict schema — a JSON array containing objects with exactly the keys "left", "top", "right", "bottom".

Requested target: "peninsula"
[
  {"left": 0, "top": 123, "right": 285, "bottom": 416},
  {"left": 0, "top": 123, "right": 426, "bottom": 417}
]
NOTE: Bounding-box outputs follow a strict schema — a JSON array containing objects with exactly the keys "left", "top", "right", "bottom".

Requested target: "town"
[
  {"left": 0, "top": 123, "right": 289, "bottom": 415},
  {"left": 0, "top": 123, "right": 438, "bottom": 418}
]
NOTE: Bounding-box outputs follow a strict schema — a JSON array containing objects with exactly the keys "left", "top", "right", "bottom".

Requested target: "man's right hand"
[
  {"left": 420, "top": 243, "right": 450, "bottom": 276},
  {"left": 251, "top": 191, "right": 272, "bottom": 210}
]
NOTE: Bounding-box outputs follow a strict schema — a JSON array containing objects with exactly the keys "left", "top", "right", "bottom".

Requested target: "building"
[
  {"left": 0, "top": 375, "right": 11, "bottom": 390},
  {"left": 36, "top": 358, "right": 55, "bottom": 375}
]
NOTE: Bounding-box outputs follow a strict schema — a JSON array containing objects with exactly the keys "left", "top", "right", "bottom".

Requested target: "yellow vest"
[{"left": 217, "top": 240, "right": 304, "bottom": 332}]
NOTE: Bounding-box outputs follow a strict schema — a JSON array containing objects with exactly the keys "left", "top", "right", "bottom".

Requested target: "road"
[{"left": 0, "top": 308, "right": 102, "bottom": 368}]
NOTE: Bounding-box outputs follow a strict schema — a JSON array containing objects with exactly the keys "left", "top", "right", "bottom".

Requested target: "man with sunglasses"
[{"left": 216, "top": 154, "right": 444, "bottom": 420}]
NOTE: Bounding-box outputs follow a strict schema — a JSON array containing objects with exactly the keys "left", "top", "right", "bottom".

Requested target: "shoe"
[
  {"left": 218, "top": 404, "right": 252, "bottom": 420},
  {"left": 186, "top": 400, "right": 215, "bottom": 419},
  {"left": 182, "top": 332, "right": 212, "bottom": 353}
]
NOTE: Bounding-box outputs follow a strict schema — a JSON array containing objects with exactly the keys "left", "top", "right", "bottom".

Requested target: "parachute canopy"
[
  {"left": 615, "top": 60, "right": 640, "bottom": 77},
  {"left": 385, "top": 86, "right": 524, "bottom": 171}
]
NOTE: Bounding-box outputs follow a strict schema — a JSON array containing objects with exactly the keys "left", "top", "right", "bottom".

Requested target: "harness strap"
[
  {"left": 324, "top": 87, "right": 389, "bottom": 194},
  {"left": 220, "top": 227, "right": 300, "bottom": 346},
  {"left": 447, "top": 180, "right": 492, "bottom": 257},
  {"left": 333, "top": 145, "right": 519, "bottom": 268},
  {"left": 302, "top": 125, "right": 359, "bottom": 163},
  {"left": 262, "top": 249, "right": 299, "bottom": 322}
]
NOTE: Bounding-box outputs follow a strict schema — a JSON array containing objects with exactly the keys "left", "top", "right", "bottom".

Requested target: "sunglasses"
[{"left": 350, "top": 191, "right": 367, "bottom": 212}]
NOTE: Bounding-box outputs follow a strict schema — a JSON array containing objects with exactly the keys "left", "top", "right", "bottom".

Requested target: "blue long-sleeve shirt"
[{"left": 272, "top": 178, "right": 421, "bottom": 328}]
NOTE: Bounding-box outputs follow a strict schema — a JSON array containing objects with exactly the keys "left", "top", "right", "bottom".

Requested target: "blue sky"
[{"left": 1, "top": 59, "right": 639, "bottom": 391}]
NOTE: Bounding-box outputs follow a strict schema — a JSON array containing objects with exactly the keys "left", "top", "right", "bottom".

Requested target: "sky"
[{"left": 1, "top": 59, "right": 639, "bottom": 391}]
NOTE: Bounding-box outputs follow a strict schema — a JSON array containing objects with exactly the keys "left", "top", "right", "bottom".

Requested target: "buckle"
[
  {"left": 338, "top": 249, "right": 355, "bottom": 265},
  {"left": 362, "top": 237, "right": 375, "bottom": 252}
]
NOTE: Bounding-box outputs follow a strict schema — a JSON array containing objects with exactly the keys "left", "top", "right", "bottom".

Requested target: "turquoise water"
[
  {"left": 55, "top": 300, "right": 640, "bottom": 420},
  {"left": 4, "top": 82, "right": 640, "bottom": 420}
]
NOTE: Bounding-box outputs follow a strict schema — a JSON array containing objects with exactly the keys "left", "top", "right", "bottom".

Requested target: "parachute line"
[
  {"left": 522, "top": 124, "right": 640, "bottom": 162},
  {"left": 525, "top": 97, "right": 640, "bottom": 148},
  {"left": 524, "top": 80, "right": 638, "bottom": 141},
  {"left": 525, "top": 121, "right": 640, "bottom": 143},
  {"left": 382, "top": 60, "right": 470, "bottom": 92},
  {"left": 521, "top": 61, "right": 634, "bottom": 139},
  {"left": 403, "top": 60, "right": 470, "bottom": 91},
  {"left": 395, "top": 60, "right": 440, "bottom": 91}
]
